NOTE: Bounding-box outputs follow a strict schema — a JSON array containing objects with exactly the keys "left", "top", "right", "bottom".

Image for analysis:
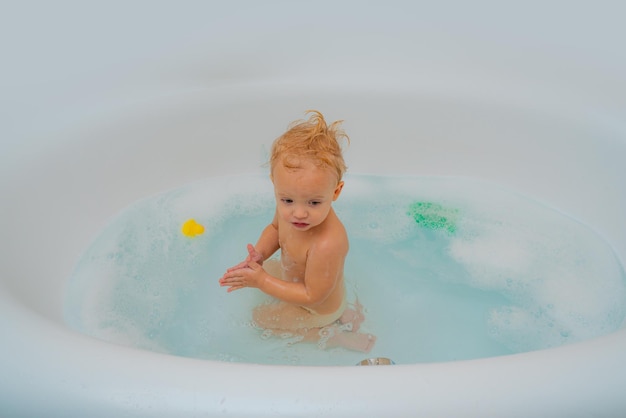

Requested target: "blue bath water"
[{"left": 64, "top": 174, "right": 626, "bottom": 366}]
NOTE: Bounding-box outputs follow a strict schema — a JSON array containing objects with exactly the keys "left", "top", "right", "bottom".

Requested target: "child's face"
[{"left": 272, "top": 159, "right": 343, "bottom": 232}]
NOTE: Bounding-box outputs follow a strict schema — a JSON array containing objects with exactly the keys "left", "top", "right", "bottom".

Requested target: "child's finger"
[
  {"left": 227, "top": 261, "right": 248, "bottom": 272},
  {"left": 247, "top": 243, "right": 263, "bottom": 261}
]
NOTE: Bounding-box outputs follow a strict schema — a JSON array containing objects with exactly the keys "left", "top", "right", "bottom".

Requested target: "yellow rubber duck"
[{"left": 181, "top": 219, "right": 205, "bottom": 237}]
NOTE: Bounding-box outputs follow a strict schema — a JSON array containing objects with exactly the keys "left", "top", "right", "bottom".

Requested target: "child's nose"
[{"left": 294, "top": 205, "right": 308, "bottom": 218}]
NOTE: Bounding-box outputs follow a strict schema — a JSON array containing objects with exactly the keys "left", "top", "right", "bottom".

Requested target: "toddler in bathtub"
[{"left": 219, "top": 110, "right": 376, "bottom": 353}]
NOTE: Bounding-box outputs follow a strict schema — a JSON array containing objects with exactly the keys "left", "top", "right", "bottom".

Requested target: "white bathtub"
[{"left": 2, "top": 1, "right": 626, "bottom": 416}]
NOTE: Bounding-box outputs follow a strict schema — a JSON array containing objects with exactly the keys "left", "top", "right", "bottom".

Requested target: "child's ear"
[{"left": 333, "top": 181, "right": 344, "bottom": 201}]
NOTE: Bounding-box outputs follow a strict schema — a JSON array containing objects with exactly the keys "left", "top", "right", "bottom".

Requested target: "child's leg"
[
  {"left": 253, "top": 301, "right": 318, "bottom": 330},
  {"left": 297, "top": 323, "right": 376, "bottom": 353},
  {"left": 254, "top": 302, "right": 376, "bottom": 353},
  {"left": 252, "top": 262, "right": 376, "bottom": 353},
  {"left": 338, "top": 298, "right": 366, "bottom": 332},
  {"left": 321, "top": 327, "right": 376, "bottom": 353}
]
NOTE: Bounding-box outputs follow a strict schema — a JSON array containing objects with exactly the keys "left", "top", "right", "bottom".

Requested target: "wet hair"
[{"left": 270, "top": 110, "right": 349, "bottom": 182}]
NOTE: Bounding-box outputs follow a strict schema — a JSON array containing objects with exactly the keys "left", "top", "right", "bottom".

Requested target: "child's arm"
[
  {"left": 260, "top": 241, "right": 345, "bottom": 307},
  {"left": 252, "top": 215, "right": 281, "bottom": 264},
  {"left": 220, "top": 238, "right": 346, "bottom": 309},
  {"left": 226, "top": 212, "right": 280, "bottom": 272}
]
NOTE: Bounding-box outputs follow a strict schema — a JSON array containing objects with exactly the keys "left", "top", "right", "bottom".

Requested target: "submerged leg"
[
  {"left": 253, "top": 301, "right": 317, "bottom": 330},
  {"left": 316, "top": 324, "right": 377, "bottom": 353},
  {"left": 338, "top": 298, "right": 366, "bottom": 332},
  {"left": 253, "top": 298, "right": 377, "bottom": 353}
]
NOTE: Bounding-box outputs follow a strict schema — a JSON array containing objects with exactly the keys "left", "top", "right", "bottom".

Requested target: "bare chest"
[{"left": 277, "top": 229, "right": 312, "bottom": 281}]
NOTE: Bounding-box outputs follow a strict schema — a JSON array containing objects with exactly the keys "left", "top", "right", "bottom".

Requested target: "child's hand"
[
  {"left": 219, "top": 260, "right": 267, "bottom": 293},
  {"left": 226, "top": 244, "right": 263, "bottom": 272}
]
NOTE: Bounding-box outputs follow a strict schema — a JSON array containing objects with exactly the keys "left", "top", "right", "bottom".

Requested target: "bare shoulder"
[{"left": 312, "top": 212, "right": 349, "bottom": 256}]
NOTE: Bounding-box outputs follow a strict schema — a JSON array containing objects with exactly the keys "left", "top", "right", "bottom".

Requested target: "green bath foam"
[{"left": 408, "top": 201, "right": 458, "bottom": 234}]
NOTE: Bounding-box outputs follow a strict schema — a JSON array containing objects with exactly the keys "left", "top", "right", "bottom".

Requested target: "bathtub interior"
[
  {"left": 5, "top": 87, "right": 626, "bottom": 326},
  {"left": 2, "top": 1, "right": 626, "bottom": 416}
]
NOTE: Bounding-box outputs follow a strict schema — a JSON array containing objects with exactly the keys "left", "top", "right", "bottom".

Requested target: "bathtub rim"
[{"left": 3, "top": 286, "right": 626, "bottom": 416}]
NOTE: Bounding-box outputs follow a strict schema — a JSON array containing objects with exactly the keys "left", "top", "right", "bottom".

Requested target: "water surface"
[{"left": 65, "top": 174, "right": 626, "bottom": 365}]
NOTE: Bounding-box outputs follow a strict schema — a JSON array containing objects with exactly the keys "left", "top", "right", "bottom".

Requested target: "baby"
[{"left": 219, "top": 110, "right": 375, "bottom": 353}]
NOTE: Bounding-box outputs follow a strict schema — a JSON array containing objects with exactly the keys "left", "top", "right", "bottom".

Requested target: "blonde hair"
[{"left": 270, "top": 110, "right": 349, "bottom": 182}]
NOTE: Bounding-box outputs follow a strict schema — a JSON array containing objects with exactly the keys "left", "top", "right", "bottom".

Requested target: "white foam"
[{"left": 445, "top": 180, "right": 626, "bottom": 351}]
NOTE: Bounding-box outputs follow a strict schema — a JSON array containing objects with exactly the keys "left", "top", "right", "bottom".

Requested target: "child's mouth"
[{"left": 292, "top": 222, "right": 309, "bottom": 228}]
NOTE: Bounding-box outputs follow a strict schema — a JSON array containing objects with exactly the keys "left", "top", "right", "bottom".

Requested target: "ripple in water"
[{"left": 64, "top": 174, "right": 626, "bottom": 365}]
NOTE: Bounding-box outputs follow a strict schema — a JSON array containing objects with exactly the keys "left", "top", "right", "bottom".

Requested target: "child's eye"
[
  {"left": 309, "top": 201, "right": 321, "bottom": 206},
  {"left": 281, "top": 198, "right": 293, "bottom": 204}
]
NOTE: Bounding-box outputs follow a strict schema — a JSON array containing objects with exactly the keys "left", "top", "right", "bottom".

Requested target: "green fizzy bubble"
[{"left": 408, "top": 201, "right": 458, "bottom": 234}]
